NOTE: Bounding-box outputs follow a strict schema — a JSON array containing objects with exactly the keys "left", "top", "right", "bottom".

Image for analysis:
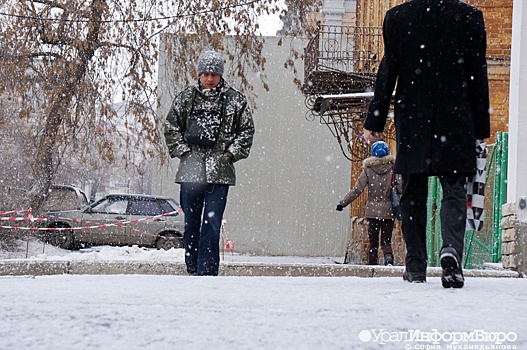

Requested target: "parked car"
[
  {"left": 42, "top": 193, "right": 184, "bottom": 251},
  {"left": 41, "top": 185, "right": 89, "bottom": 212},
  {"left": 0, "top": 185, "right": 88, "bottom": 231}
]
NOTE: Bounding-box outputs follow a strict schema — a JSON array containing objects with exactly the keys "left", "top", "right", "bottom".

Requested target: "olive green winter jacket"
[{"left": 164, "top": 80, "right": 254, "bottom": 185}]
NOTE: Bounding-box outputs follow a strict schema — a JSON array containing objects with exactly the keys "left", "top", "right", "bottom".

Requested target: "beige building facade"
[{"left": 154, "top": 36, "right": 353, "bottom": 257}]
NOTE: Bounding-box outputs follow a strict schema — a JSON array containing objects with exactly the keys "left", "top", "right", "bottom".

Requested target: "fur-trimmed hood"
[
  {"left": 339, "top": 153, "right": 400, "bottom": 220},
  {"left": 362, "top": 154, "right": 396, "bottom": 175}
]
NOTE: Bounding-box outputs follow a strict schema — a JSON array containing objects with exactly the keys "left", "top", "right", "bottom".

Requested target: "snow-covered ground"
[
  {"left": 0, "top": 238, "right": 341, "bottom": 264},
  {"left": 1, "top": 239, "right": 526, "bottom": 350}
]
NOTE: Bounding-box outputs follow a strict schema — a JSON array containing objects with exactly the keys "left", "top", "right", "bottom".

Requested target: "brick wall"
[
  {"left": 469, "top": 0, "right": 513, "bottom": 140},
  {"left": 467, "top": 0, "right": 513, "bottom": 59},
  {"left": 501, "top": 202, "right": 517, "bottom": 268},
  {"left": 355, "top": 0, "right": 512, "bottom": 142}
]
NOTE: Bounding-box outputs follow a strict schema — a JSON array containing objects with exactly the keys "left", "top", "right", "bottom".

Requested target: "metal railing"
[{"left": 304, "top": 24, "right": 383, "bottom": 82}]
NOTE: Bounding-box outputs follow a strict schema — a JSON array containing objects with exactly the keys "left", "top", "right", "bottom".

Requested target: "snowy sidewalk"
[
  {"left": 0, "top": 274, "right": 526, "bottom": 350},
  {"left": 1, "top": 243, "right": 525, "bottom": 349}
]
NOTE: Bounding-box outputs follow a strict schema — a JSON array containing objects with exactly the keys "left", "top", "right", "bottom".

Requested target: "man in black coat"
[{"left": 363, "top": 0, "right": 491, "bottom": 288}]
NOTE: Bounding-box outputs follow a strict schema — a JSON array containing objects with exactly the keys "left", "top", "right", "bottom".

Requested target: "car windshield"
[{"left": 90, "top": 197, "right": 128, "bottom": 214}]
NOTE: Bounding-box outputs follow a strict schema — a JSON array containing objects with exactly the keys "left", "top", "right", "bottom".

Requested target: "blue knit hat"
[{"left": 371, "top": 141, "right": 389, "bottom": 158}]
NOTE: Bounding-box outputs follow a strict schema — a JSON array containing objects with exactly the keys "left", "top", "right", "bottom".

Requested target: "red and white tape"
[
  {"left": 0, "top": 209, "right": 29, "bottom": 216},
  {"left": 1, "top": 217, "right": 47, "bottom": 222},
  {"left": 0, "top": 209, "right": 183, "bottom": 232}
]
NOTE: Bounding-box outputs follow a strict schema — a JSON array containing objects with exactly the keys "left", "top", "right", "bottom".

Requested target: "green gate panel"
[{"left": 425, "top": 132, "right": 508, "bottom": 269}]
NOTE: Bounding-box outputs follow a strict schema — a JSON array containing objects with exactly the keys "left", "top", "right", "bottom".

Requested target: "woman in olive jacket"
[{"left": 337, "top": 141, "right": 401, "bottom": 265}]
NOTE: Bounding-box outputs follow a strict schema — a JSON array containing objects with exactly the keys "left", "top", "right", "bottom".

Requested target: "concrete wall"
[
  {"left": 154, "top": 37, "right": 352, "bottom": 257},
  {"left": 507, "top": 0, "right": 527, "bottom": 219},
  {"left": 322, "top": 0, "right": 357, "bottom": 27},
  {"left": 501, "top": 0, "right": 527, "bottom": 275}
]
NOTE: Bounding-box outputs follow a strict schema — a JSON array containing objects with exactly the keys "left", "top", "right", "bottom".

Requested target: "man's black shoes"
[
  {"left": 403, "top": 259, "right": 426, "bottom": 283},
  {"left": 403, "top": 270, "right": 426, "bottom": 283},
  {"left": 440, "top": 246, "right": 464, "bottom": 288}
]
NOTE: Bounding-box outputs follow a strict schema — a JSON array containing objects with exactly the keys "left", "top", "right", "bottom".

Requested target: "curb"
[
  {"left": 0, "top": 260, "right": 187, "bottom": 276},
  {"left": 0, "top": 260, "right": 521, "bottom": 278}
]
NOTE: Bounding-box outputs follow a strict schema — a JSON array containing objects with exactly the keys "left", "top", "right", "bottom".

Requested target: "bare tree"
[{"left": 0, "top": 0, "right": 319, "bottom": 213}]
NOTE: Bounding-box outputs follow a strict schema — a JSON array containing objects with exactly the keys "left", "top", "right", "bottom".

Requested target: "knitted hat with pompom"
[{"left": 371, "top": 141, "right": 389, "bottom": 158}]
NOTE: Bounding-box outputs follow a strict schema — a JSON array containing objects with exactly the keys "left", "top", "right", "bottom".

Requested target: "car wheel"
[
  {"left": 156, "top": 234, "right": 183, "bottom": 250},
  {"left": 46, "top": 223, "right": 76, "bottom": 250}
]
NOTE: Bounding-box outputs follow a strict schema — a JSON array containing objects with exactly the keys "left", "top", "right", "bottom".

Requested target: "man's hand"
[
  {"left": 363, "top": 129, "right": 382, "bottom": 144},
  {"left": 336, "top": 204, "right": 344, "bottom": 212}
]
